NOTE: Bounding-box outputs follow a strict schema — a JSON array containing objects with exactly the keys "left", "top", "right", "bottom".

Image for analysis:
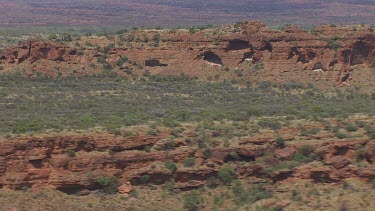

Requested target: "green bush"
[
  {"left": 163, "top": 179, "right": 175, "bottom": 192},
  {"left": 229, "top": 151, "right": 240, "bottom": 160},
  {"left": 184, "top": 157, "right": 195, "bottom": 167},
  {"left": 77, "top": 51, "right": 84, "bottom": 56},
  {"left": 206, "top": 177, "right": 219, "bottom": 188},
  {"left": 218, "top": 165, "right": 236, "bottom": 185},
  {"left": 97, "top": 56, "right": 107, "bottom": 64},
  {"left": 371, "top": 178, "right": 375, "bottom": 189},
  {"left": 355, "top": 121, "right": 368, "bottom": 128},
  {"left": 345, "top": 124, "right": 358, "bottom": 132},
  {"left": 291, "top": 189, "right": 302, "bottom": 201},
  {"left": 258, "top": 119, "right": 281, "bottom": 130},
  {"left": 365, "top": 126, "right": 375, "bottom": 139},
  {"left": 96, "top": 176, "right": 119, "bottom": 194},
  {"left": 67, "top": 149, "right": 76, "bottom": 158},
  {"left": 275, "top": 137, "right": 285, "bottom": 148},
  {"left": 164, "top": 160, "right": 177, "bottom": 173},
  {"left": 232, "top": 181, "right": 273, "bottom": 206},
  {"left": 116, "top": 56, "right": 128, "bottom": 67},
  {"left": 183, "top": 191, "right": 203, "bottom": 211},
  {"left": 293, "top": 145, "right": 317, "bottom": 163},
  {"left": 335, "top": 132, "right": 347, "bottom": 139},
  {"left": 140, "top": 175, "right": 150, "bottom": 184},
  {"left": 299, "top": 145, "right": 315, "bottom": 155},
  {"left": 356, "top": 146, "right": 365, "bottom": 161}
]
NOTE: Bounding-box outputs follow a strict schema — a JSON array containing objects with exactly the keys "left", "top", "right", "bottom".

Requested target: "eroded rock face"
[
  {"left": 0, "top": 132, "right": 373, "bottom": 193},
  {"left": 0, "top": 39, "right": 77, "bottom": 65},
  {"left": 0, "top": 21, "right": 374, "bottom": 84}
]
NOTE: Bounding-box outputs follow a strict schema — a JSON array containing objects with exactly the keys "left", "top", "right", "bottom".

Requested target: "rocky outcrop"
[
  {"left": 0, "top": 39, "right": 77, "bottom": 65},
  {"left": 0, "top": 130, "right": 373, "bottom": 193},
  {"left": 0, "top": 21, "right": 374, "bottom": 85}
]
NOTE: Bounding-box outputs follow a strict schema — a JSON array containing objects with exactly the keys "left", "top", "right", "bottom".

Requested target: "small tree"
[{"left": 275, "top": 137, "right": 285, "bottom": 148}]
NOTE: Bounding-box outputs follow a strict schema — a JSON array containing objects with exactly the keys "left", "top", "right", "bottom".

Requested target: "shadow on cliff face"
[
  {"left": 312, "top": 62, "right": 324, "bottom": 70},
  {"left": 145, "top": 59, "right": 168, "bottom": 67},
  {"left": 203, "top": 51, "right": 224, "bottom": 66},
  {"left": 350, "top": 41, "right": 373, "bottom": 65},
  {"left": 290, "top": 47, "right": 316, "bottom": 64},
  {"left": 226, "top": 39, "right": 251, "bottom": 51}
]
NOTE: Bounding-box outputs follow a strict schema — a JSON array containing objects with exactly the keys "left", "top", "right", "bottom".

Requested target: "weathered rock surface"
[
  {"left": 0, "top": 131, "right": 373, "bottom": 193},
  {"left": 1, "top": 21, "right": 374, "bottom": 86}
]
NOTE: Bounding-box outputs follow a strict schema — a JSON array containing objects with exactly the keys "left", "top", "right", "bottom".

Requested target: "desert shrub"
[
  {"left": 275, "top": 137, "right": 285, "bottom": 148},
  {"left": 184, "top": 157, "right": 195, "bottom": 167},
  {"left": 299, "top": 145, "right": 315, "bottom": 155},
  {"left": 325, "top": 36, "right": 341, "bottom": 51},
  {"left": 364, "top": 125, "right": 375, "bottom": 139},
  {"left": 339, "top": 203, "right": 349, "bottom": 211},
  {"left": 335, "top": 132, "right": 347, "bottom": 139},
  {"left": 232, "top": 181, "right": 273, "bottom": 206},
  {"left": 258, "top": 118, "right": 281, "bottom": 130},
  {"left": 257, "top": 81, "right": 272, "bottom": 90},
  {"left": 229, "top": 151, "right": 240, "bottom": 160},
  {"left": 218, "top": 165, "right": 236, "bottom": 185},
  {"left": 310, "top": 127, "right": 321, "bottom": 135},
  {"left": 253, "top": 63, "right": 264, "bottom": 71},
  {"left": 1, "top": 76, "right": 375, "bottom": 135},
  {"left": 163, "top": 179, "right": 175, "bottom": 192},
  {"left": 189, "top": 27, "right": 197, "bottom": 34},
  {"left": 143, "top": 69, "right": 151, "bottom": 77},
  {"left": 293, "top": 145, "right": 317, "bottom": 163},
  {"left": 345, "top": 124, "right": 358, "bottom": 132},
  {"left": 116, "top": 56, "right": 128, "bottom": 67},
  {"left": 89, "top": 63, "right": 97, "bottom": 68},
  {"left": 61, "top": 33, "right": 72, "bottom": 42},
  {"left": 97, "top": 56, "right": 107, "bottom": 64},
  {"left": 85, "top": 41, "right": 94, "bottom": 47},
  {"left": 103, "top": 43, "right": 115, "bottom": 54},
  {"left": 126, "top": 34, "right": 135, "bottom": 42},
  {"left": 164, "top": 160, "right": 177, "bottom": 173},
  {"left": 355, "top": 121, "right": 367, "bottom": 128},
  {"left": 203, "top": 148, "right": 212, "bottom": 158},
  {"left": 235, "top": 69, "right": 243, "bottom": 77},
  {"left": 96, "top": 176, "right": 119, "bottom": 194},
  {"left": 162, "top": 118, "right": 181, "bottom": 128},
  {"left": 183, "top": 191, "right": 203, "bottom": 211},
  {"left": 116, "top": 29, "right": 128, "bottom": 34},
  {"left": 103, "top": 63, "right": 113, "bottom": 71},
  {"left": 153, "top": 33, "right": 160, "bottom": 44},
  {"left": 371, "top": 178, "right": 375, "bottom": 189},
  {"left": 291, "top": 190, "right": 302, "bottom": 201},
  {"left": 144, "top": 146, "right": 151, "bottom": 152},
  {"left": 280, "top": 82, "right": 304, "bottom": 90},
  {"left": 206, "top": 177, "right": 219, "bottom": 188},
  {"left": 77, "top": 51, "right": 84, "bottom": 56},
  {"left": 0, "top": 66, "right": 4, "bottom": 71},
  {"left": 356, "top": 146, "right": 365, "bottom": 161},
  {"left": 67, "top": 149, "right": 76, "bottom": 158},
  {"left": 140, "top": 175, "right": 150, "bottom": 184}
]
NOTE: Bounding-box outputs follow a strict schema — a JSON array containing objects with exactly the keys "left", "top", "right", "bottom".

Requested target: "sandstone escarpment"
[
  {"left": 0, "top": 21, "right": 374, "bottom": 85},
  {"left": 0, "top": 125, "right": 374, "bottom": 194}
]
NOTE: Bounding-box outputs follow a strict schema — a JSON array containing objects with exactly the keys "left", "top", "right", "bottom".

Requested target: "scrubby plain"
[{"left": 0, "top": 74, "right": 374, "bottom": 210}]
